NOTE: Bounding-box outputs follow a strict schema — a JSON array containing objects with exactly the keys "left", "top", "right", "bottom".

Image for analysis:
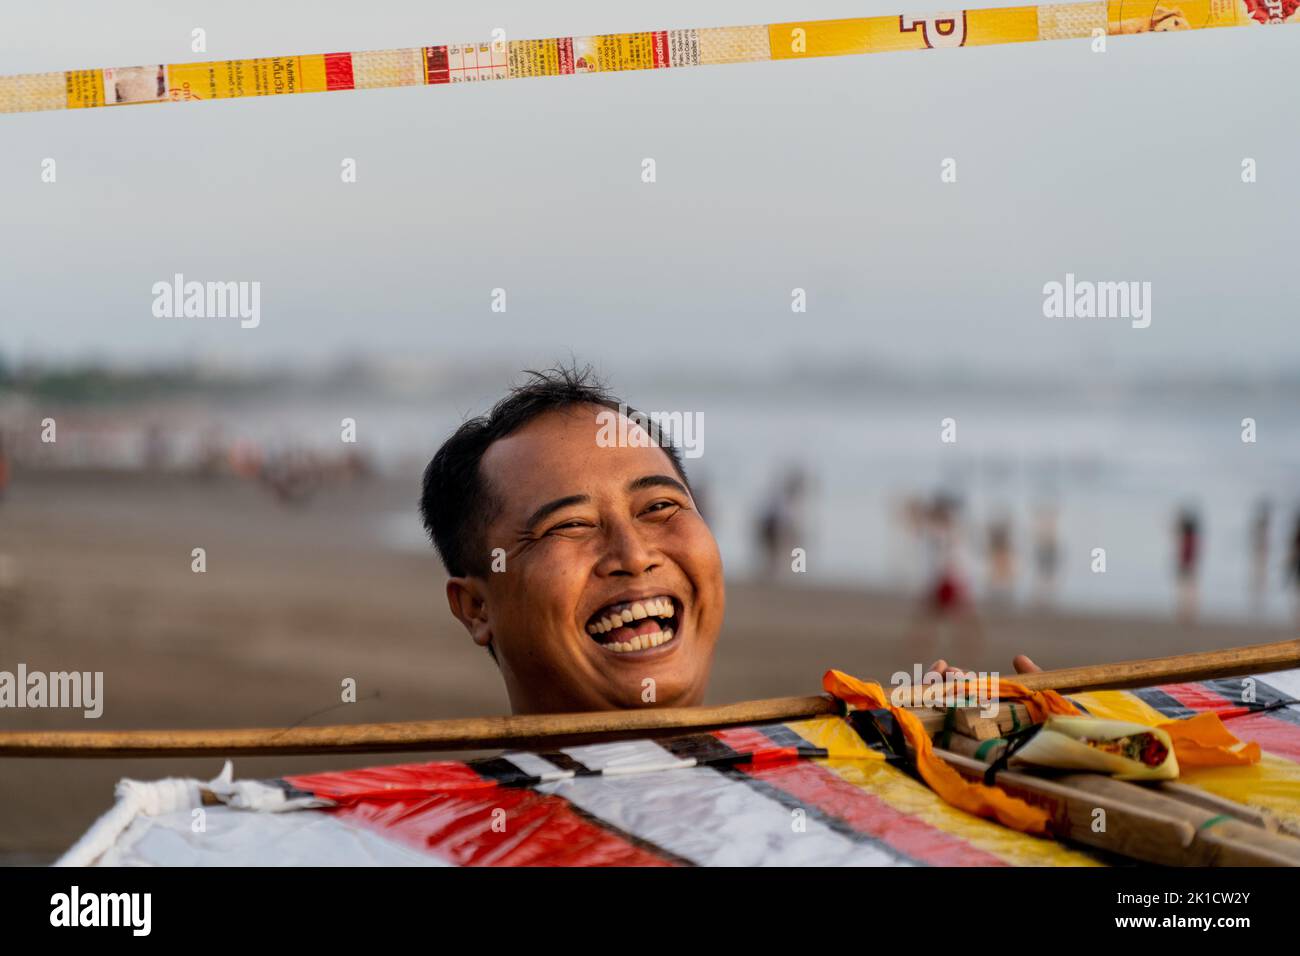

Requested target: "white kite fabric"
[{"left": 57, "top": 668, "right": 1300, "bottom": 867}]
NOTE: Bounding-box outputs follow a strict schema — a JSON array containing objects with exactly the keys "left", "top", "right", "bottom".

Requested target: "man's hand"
[
  {"left": 1011, "top": 655, "right": 1041, "bottom": 675},
  {"left": 929, "top": 655, "right": 1042, "bottom": 678}
]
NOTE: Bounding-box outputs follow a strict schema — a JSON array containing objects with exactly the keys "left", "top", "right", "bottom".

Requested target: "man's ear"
[{"left": 446, "top": 576, "right": 493, "bottom": 648}]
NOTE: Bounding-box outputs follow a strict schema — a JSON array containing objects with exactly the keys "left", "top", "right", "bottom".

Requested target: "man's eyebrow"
[
  {"left": 627, "top": 474, "right": 690, "bottom": 496},
  {"left": 522, "top": 494, "right": 590, "bottom": 532}
]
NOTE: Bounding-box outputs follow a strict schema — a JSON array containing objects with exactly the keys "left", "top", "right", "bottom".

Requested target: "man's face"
[{"left": 452, "top": 406, "right": 724, "bottom": 714}]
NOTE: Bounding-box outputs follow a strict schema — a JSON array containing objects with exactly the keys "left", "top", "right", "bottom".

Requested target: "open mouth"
[{"left": 585, "top": 595, "right": 680, "bottom": 655}]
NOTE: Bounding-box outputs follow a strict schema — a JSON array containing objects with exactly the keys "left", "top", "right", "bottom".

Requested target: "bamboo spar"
[{"left": 1, "top": 639, "right": 1296, "bottom": 759}]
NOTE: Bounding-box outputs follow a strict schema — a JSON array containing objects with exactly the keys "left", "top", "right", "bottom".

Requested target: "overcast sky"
[{"left": 1, "top": 1, "right": 1296, "bottom": 378}]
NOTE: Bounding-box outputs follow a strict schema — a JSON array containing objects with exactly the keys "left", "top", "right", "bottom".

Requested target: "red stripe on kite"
[
  {"left": 710, "top": 726, "right": 801, "bottom": 767},
  {"left": 286, "top": 761, "right": 497, "bottom": 803},
  {"left": 330, "top": 787, "right": 678, "bottom": 866},
  {"left": 742, "top": 760, "right": 1009, "bottom": 866},
  {"left": 1155, "top": 684, "right": 1300, "bottom": 762},
  {"left": 1158, "top": 682, "right": 1250, "bottom": 717},
  {"left": 1203, "top": 711, "right": 1300, "bottom": 763}
]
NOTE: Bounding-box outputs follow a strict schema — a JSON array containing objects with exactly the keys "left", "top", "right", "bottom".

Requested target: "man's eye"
[
  {"left": 548, "top": 520, "right": 589, "bottom": 533},
  {"left": 643, "top": 500, "right": 680, "bottom": 516}
]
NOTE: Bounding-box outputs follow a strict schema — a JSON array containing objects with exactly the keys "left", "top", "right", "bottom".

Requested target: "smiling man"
[{"left": 420, "top": 366, "right": 725, "bottom": 714}]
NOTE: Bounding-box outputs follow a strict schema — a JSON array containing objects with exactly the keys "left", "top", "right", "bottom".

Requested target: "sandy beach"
[{"left": 1, "top": 469, "right": 1293, "bottom": 864}]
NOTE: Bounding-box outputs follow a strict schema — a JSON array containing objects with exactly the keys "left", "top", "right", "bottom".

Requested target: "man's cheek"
[{"left": 517, "top": 566, "right": 585, "bottom": 630}]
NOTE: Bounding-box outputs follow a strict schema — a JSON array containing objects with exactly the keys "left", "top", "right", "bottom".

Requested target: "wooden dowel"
[
  {"left": 1, "top": 638, "right": 1296, "bottom": 758},
  {"left": 1008, "top": 639, "right": 1300, "bottom": 694},
  {"left": 0, "top": 695, "right": 841, "bottom": 758}
]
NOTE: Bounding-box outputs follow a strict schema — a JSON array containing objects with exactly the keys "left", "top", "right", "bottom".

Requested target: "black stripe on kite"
[
  {"left": 467, "top": 756, "right": 540, "bottom": 787},
  {"left": 1202, "top": 677, "right": 1300, "bottom": 728},
  {"left": 472, "top": 753, "right": 697, "bottom": 866},
  {"left": 1132, "top": 687, "right": 1196, "bottom": 720},
  {"left": 658, "top": 732, "right": 747, "bottom": 766},
  {"left": 665, "top": 725, "right": 917, "bottom": 865},
  {"left": 756, "top": 723, "right": 829, "bottom": 758},
  {"left": 535, "top": 751, "right": 600, "bottom": 775},
  {"left": 717, "top": 765, "right": 918, "bottom": 866},
  {"left": 267, "top": 779, "right": 319, "bottom": 802}
]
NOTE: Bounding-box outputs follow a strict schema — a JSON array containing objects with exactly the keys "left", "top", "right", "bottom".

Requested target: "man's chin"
[{"left": 587, "top": 651, "right": 709, "bottom": 710}]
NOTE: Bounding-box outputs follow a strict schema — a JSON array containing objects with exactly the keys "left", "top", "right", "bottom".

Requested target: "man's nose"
[{"left": 597, "top": 518, "right": 660, "bottom": 576}]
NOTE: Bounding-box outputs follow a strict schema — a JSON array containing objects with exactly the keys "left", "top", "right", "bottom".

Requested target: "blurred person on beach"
[
  {"left": 196, "top": 425, "right": 227, "bottom": 479},
  {"left": 1175, "top": 507, "right": 1201, "bottom": 623},
  {"left": 986, "top": 514, "right": 1015, "bottom": 607},
  {"left": 143, "top": 422, "right": 169, "bottom": 471},
  {"left": 1250, "top": 499, "right": 1271, "bottom": 615},
  {"left": 754, "top": 466, "right": 808, "bottom": 580},
  {"left": 1031, "top": 504, "right": 1060, "bottom": 607},
  {"left": 0, "top": 433, "right": 9, "bottom": 503},
  {"left": 261, "top": 447, "right": 323, "bottom": 506},
  {"left": 908, "top": 493, "right": 982, "bottom": 666}
]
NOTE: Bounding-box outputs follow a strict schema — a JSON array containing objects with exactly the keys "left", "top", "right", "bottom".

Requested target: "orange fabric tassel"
[
  {"left": 823, "top": 670, "right": 1051, "bottom": 835},
  {"left": 989, "top": 677, "right": 1080, "bottom": 723},
  {"left": 1157, "top": 712, "right": 1262, "bottom": 767}
]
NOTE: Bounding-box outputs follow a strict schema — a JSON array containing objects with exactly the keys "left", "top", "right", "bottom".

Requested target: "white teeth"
[
  {"left": 602, "top": 626, "right": 677, "bottom": 654},
  {"left": 589, "top": 598, "right": 676, "bottom": 641}
]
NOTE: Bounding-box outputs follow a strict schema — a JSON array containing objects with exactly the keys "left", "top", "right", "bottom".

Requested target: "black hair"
[{"left": 420, "top": 363, "right": 691, "bottom": 578}]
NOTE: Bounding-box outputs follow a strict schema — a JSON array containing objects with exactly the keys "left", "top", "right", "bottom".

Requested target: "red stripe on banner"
[
  {"left": 1158, "top": 682, "right": 1250, "bottom": 717},
  {"left": 286, "top": 761, "right": 496, "bottom": 803},
  {"left": 330, "top": 787, "right": 679, "bottom": 866},
  {"left": 710, "top": 726, "right": 801, "bottom": 767},
  {"left": 424, "top": 45, "right": 450, "bottom": 84},
  {"left": 323, "top": 52, "right": 354, "bottom": 90},
  {"left": 742, "top": 760, "right": 1010, "bottom": 866},
  {"left": 652, "top": 31, "right": 670, "bottom": 67},
  {"left": 558, "top": 37, "right": 575, "bottom": 74}
]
